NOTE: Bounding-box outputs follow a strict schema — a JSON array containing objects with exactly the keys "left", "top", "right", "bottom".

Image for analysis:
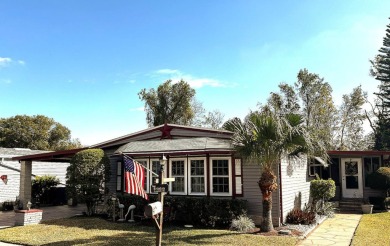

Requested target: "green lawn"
[
  {"left": 351, "top": 212, "right": 390, "bottom": 246},
  {"left": 0, "top": 217, "right": 299, "bottom": 246}
]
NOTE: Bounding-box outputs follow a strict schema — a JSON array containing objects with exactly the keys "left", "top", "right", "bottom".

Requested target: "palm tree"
[{"left": 226, "top": 109, "right": 323, "bottom": 232}]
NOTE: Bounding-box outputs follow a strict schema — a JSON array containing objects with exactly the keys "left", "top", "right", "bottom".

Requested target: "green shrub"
[
  {"left": 286, "top": 208, "right": 316, "bottom": 225},
  {"left": 66, "top": 149, "right": 111, "bottom": 216},
  {"left": 116, "top": 194, "right": 248, "bottom": 228},
  {"left": 230, "top": 214, "right": 255, "bottom": 232},
  {"left": 313, "top": 201, "right": 335, "bottom": 217},
  {"left": 367, "top": 167, "right": 390, "bottom": 196},
  {"left": 32, "top": 175, "right": 60, "bottom": 204},
  {"left": 310, "top": 179, "right": 336, "bottom": 201}
]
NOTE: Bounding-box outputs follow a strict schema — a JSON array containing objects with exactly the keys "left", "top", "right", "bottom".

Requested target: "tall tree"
[
  {"left": 267, "top": 83, "right": 300, "bottom": 115},
  {"left": 295, "top": 69, "right": 337, "bottom": 151},
  {"left": 225, "top": 107, "right": 318, "bottom": 232},
  {"left": 334, "top": 86, "right": 367, "bottom": 150},
  {"left": 201, "top": 109, "right": 225, "bottom": 129},
  {"left": 0, "top": 115, "right": 81, "bottom": 150},
  {"left": 138, "top": 80, "right": 196, "bottom": 127},
  {"left": 370, "top": 18, "right": 390, "bottom": 150}
]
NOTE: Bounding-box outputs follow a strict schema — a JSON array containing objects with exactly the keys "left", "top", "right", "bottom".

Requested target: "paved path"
[{"left": 298, "top": 213, "right": 362, "bottom": 246}]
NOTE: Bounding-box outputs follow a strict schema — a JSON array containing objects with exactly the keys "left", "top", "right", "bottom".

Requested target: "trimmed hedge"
[
  {"left": 116, "top": 194, "right": 248, "bottom": 228},
  {"left": 367, "top": 167, "right": 390, "bottom": 193},
  {"left": 310, "top": 179, "right": 336, "bottom": 201}
]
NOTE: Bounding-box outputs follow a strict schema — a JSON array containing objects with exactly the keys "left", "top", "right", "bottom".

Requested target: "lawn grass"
[
  {"left": 351, "top": 212, "right": 390, "bottom": 246},
  {"left": 0, "top": 217, "right": 299, "bottom": 246}
]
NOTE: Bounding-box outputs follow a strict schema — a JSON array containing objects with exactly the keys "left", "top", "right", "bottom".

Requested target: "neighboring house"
[
  {"left": 12, "top": 124, "right": 390, "bottom": 226},
  {"left": 310, "top": 151, "right": 388, "bottom": 200},
  {"left": 0, "top": 148, "right": 69, "bottom": 205}
]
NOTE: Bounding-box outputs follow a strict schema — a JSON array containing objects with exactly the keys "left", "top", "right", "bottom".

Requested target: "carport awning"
[{"left": 11, "top": 148, "right": 88, "bottom": 162}]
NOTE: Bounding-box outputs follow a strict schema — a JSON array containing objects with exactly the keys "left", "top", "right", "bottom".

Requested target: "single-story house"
[
  {"left": 0, "top": 148, "right": 70, "bottom": 206},
  {"left": 12, "top": 124, "right": 389, "bottom": 225}
]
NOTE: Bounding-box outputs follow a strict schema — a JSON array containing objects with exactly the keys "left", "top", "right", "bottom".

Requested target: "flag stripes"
[{"left": 124, "top": 155, "right": 148, "bottom": 200}]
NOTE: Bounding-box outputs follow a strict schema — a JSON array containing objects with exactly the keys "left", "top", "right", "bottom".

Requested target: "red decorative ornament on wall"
[{"left": 1, "top": 175, "right": 7, "bottom": 185}]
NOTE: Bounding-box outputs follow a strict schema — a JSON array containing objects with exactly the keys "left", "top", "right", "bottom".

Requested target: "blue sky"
[{"left": 1, "top": 1, "right": 389, "bottom": 146}]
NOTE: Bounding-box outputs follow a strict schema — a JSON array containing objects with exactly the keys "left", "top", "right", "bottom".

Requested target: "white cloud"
[
  {"left": 0, "top": 57, "right": 12, "bottom": 67},
  {"left": 129, "top": 106, "right": 144, "bottom": 112},
  {"left": 155, "top": 69, "right": 181, "bottom": 75},
  {"left": 0, "top": 57, "right": 26, "bottom": 67},
  {"left": 153, "top": 69, "right": 233, "bottom": 88}
]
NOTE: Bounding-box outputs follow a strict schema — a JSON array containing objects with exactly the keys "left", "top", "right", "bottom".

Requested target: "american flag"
[{"left": 124, "top": 155, "right": 148, "bottom": 200}]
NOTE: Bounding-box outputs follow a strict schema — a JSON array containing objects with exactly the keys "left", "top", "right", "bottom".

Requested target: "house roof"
[
  {"left": 11, "top": 124, "right": 233, "bottom": 161},
  {"left": 114, "top": 137, "right": 234, "bottom": 156},
  {"left": 90, "top": 123, "right": 233, "bottom": 149},
  {"left": 328, "top": 150, "right": 390, "bottom": 156},
  {"left": 0, "top": 148, "right": 50, "bottom": 159}
]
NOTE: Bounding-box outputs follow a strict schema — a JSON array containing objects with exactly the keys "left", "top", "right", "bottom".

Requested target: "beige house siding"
[
  {"left": 240, "top": 159, "right": 281, "bottom": 226},
  {"left": 280, "top": 156, "right": 310, "bottom": 223}
]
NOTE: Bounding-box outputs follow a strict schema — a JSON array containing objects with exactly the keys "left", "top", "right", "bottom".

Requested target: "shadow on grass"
[{"left": 40, "top": 232, "right": 155, "bottom": 246}]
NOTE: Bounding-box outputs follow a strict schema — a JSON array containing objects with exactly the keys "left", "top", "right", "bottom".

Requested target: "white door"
[{"left": 341, "top": 158, "right": 363, "bottom": 198}]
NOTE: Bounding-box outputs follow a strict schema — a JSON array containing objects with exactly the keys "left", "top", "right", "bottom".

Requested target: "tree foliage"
[
  {"left": 66, "top": 149, "right": 110, "bottom": 216},
  {"left": 295, "top": 69, "right": 337, "bottom": 151},
  {"left": 367, "top": 167, "right": 390, "bottom": 196},
  {"left": 0, "top": 115, "right": 81, "bottom": 150},
  {"left": 201, "top": 109, "right": 225, "bottom": 129},
  {"left": 225, "top": 106, "right": 318, "bottom": 232},
  {"left": 371, "top": 18, "right": 390, "bottom": 150},
  {"left": 32, "top": 175, "right": 60, "bottom": 204},
  {"left": 334, "top": 86, "right": 368, "bottom": 150},
  {"left": 138, "top": 80, "right": 196, "bottom": 127}
]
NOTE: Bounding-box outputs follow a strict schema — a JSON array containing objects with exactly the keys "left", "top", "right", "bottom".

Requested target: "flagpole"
[
  {"left": 122, "top": 153, "right": 159, "bottom": 177},
  {"left": 156, "top": 155, "right": 166, "bottom": 246}
]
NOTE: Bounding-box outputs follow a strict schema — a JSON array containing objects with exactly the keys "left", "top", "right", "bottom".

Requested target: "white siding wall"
[
  {"left": 0, "top": 160, "right": 69, "bottom": 204},
  {"left": 240, "top": 159, "right": 281, "bottom": 226},
  {"left": 280, "top": 156, "right": 310, "bottom": 223},
  {"left": 0, "top": 161, "right": 21, "bottom": 203}
]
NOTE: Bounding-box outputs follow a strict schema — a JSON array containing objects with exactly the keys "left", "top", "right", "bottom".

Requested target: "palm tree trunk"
[
  {"left": 261, "top": 194, "right": 274, "bottom": 231},
  {"left": 258, "top": 170, "right": 277, "bottom": 232}
]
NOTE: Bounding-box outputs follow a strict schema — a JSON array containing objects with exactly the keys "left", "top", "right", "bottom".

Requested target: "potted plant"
[{"left": 361, "top": 199, "right": 374, "bottom": 214}]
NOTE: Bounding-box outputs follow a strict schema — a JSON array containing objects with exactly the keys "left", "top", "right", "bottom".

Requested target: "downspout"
[{"left": 279, "top": 159, "right": 283, "bottom": 226}]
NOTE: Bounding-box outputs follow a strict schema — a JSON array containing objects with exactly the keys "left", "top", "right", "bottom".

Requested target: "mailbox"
[{"left": 144, "top": 202, "right": 163, "bottom": 218}]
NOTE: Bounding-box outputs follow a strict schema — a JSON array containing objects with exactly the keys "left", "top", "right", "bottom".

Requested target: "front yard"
[
  {"left": 351, "top": 212, "right": 390, "bottom": 245},
  {"left": 0, "top": 217, "right": 299, "bottom": 246}
]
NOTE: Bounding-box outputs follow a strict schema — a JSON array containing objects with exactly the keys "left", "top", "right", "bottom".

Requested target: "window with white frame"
[
  {"left": 309, "top": 158, "right": 329, "bottom": 179},
  {"left": 189, "top": 158, "right": 206, "bottom": 194},
  {"left": 150, "top": 159, "right": 161, "bottom": 193},
  {"left": 210, "top": 158, "right": 231, "bottom": 195},
  {"left": 170, "top": 159, "right": 186, "bottom": 194}
]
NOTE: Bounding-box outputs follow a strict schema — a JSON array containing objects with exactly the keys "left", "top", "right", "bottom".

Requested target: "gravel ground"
[{"left": 285, "top": 214, "right": 328, "bottom": 238}]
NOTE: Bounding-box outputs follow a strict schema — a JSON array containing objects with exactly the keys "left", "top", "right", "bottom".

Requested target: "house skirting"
[{"left": 15, "top": 209, "right": 43, "bottom": 226}]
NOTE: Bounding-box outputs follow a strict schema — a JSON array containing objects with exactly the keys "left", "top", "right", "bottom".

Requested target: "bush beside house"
[
  {"left": 116, "top": 194, "right": 248, "bottom": 228},
  {"left": 367, "top": 167, "right": 390, "bottom": 209}
]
